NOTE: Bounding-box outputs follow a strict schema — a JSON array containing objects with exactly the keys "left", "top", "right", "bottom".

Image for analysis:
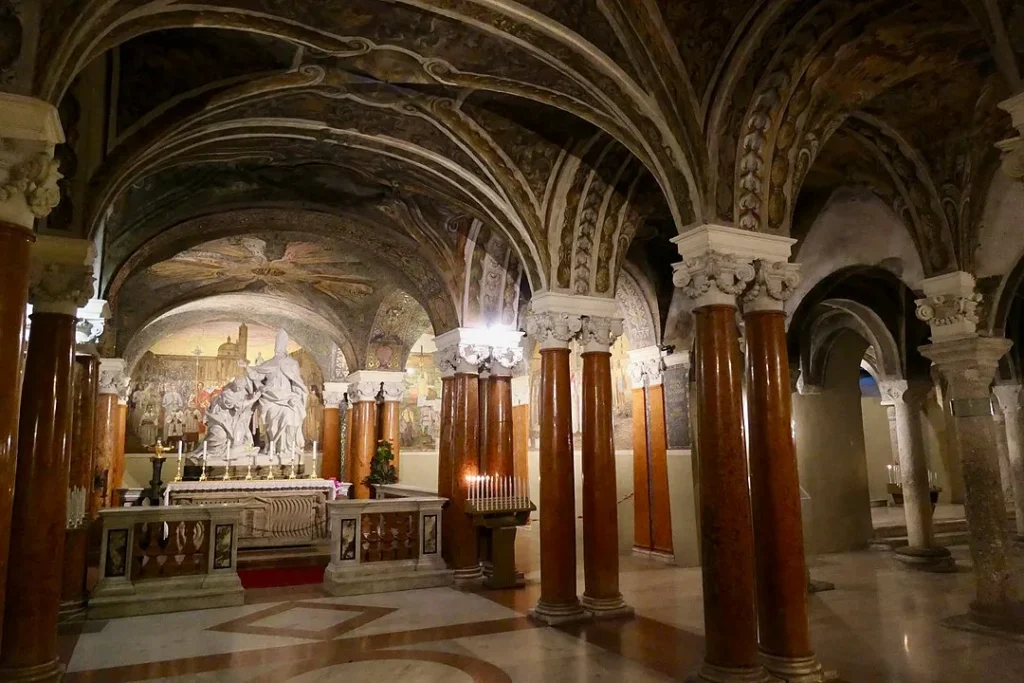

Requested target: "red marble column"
[
  {"left": 344, "top": 404, "right": 354, "bottom": 482},
  {"left": 449, "top": 371, "right": 481, "bottom": 580},
  {"left": 745, "top": 306, "right": 825, "bottom": 680},
  {"left": 91, "top": 388, "right": 119, "bottom": 510},
  {"left": 112, "top": 401, "right": 128, "bottom": 492},
  {"left": 0, "top": 311, "right": 77, "bottom": 682},
  {"left": 437, "top": 374, "right": 456, "bottom": 566},
  {"left": 322, "top": 406, "right": 341, "bottom": 479},
  {"left": 485, "top": 372, "right": 514, "bottom": 477},
  {"left": 580, "top": 320, "right": 631, "bottom": 619},
  {"left": 692, "top": 304, "right": 763, "bottom": 680},
  {"left": 349, "top": 384, "right": 378, "bottom": 499},
  {"left": 379, "top": 378, "right": 404, "bottom": 476},
  {"left": 478, "top": 373, "right": 491, "bottom": 472},
  {"left": 529, "top": 330, "right": 585, "bottom": 624},
  {"left": 0, "top": 220, "right": 31, "bottom": 644},
  {"left": 60, "top": 355, "right": 98, "bottom": 623}
]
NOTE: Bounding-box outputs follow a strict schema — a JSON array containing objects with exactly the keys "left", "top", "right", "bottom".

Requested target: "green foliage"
[{"left": 363, "top": 439, "right": 398, "bottom": 486}]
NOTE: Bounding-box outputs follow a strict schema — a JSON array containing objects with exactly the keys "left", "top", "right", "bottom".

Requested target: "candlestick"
[
  {"left": 223, "top": 438, "right": 232, "bottom": 480},
  {"left": 174, "top": 444, "right": 183, "bottom": 482},
  {"left": 267, "top": 443, "right": 276, "bottom": 480},
  {"left": 245, "top": 460, "right": 253, "bottom": 480},
  {"left": 199, "top": 441, "right": 208, "bottom": 481},
  {"left": 312, "top": 441, "right": 318, "bottom": 478},
  {"left": 288, "top": 451, "right": 297, "bottom": 479}
]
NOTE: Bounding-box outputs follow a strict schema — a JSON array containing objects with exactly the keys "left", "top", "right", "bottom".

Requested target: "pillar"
[
  {"left": 742, "top": 255, "right": 826, "bottom": 681},
  {"left": 437, "top": 373, "right": 456, "bottom": 566},
  {"left": 672, "top": 225, "right": 767, "bottom": 683},
  {"left": 380, "top": 378, "right": 404, "bottom": 476},
  {"left": 321, "top": 382, "right": 347, "bottom": 480},
  {"left": 628, "top": 346, "right": 673, "bottom": 559},
  {"left": 2, "top": 236, "right": 93, "bottom": 683},
  {"left": 0, "top": 92, "right": 64, "bottom": 647},
  {"left": 526, "top": 299, "right": 586, "bottom": 624},
  {"left": 511, "top": 375, "right": 530, "bottom": 486},
  {"left": 992, "top": 384, "right": 1024, "bottom": 541},
  {"left": 113, "top": 398, "right": 128, "bottom": 491},
  {"left": 992, "top": 407, "right": 1016, "bottom": 510},
  {"left": 478, "top": 371, "right": 490, "bottom": 474},
  {"left": 486, "top": 342, "right": 522, "bottom": 477},
  {"left": 917, "top": 271, "right": 1024, "bottom": 632},
  {"left": 878, "top": 379, "right": 954, "bottom": 571},
  {"left": 93, "top": 359, "right": 126, "bottom": 509},
  {"left": 346, "top": 375, "right": 379, "bottom": 499},
  {"left": 60, "top": 354, "right": 98, "bottom": 623},
  {"left": 580, "top": 316, "right": 633, "bottom": 619},
  {"left": 434, "top": 331, "right": 488, "bottom": 581},
  {"left": 344, "top": 402, "right": 354, "bottom": 481}
]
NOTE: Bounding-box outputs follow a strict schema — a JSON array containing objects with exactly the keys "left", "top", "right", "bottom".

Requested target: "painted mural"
[
  {"left": 127, "top": 322, "right": 324, "bottom": 452},
  {"left": 400, "top": 341, "right": 443, "bottom": 451}
]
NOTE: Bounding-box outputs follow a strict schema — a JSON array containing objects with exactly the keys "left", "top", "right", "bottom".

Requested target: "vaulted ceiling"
[{"left": 22, "top": 0, "right": 1024, "bottom": 354}]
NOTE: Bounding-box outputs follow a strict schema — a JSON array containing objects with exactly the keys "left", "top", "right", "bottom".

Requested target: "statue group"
[{"left": 199, "top": 329, "right": 308, "bottom": 466}]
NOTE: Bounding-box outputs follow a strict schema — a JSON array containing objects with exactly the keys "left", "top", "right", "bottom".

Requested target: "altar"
[{"left": 164, "top": 479, "right": 349, "bottom": 549}]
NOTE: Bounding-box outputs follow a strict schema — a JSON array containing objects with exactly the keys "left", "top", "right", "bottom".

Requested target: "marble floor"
[
  {"left": 871, "top": 504, "right": 966, "bottom": 529},
  {"left": 60, "top": 541, "right": 1024, "bottom": 683}
]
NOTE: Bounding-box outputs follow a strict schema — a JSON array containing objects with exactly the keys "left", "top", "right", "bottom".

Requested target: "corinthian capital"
[
  {"left": 29, "top": 236, "right": 95, "bottom": 315},
  {"left": 672, "top": 251, "right": 755, "bottom": 306},
  {"left": 628, "top": 346, "right": 664, "bottom": 388},
  {"left": 97, "top": 358, "right": 128, "bottom": 397},
  {"left": 579, "top": 316, "right": 623, "bottom": 353},
  {"left": 743, "top": 260, "right": 801, "bottom": 312},
  {"left": 323, "top": 382, "right": 349, "bottom": 408},
  {"left": 914, "top": 272, "right": 982, "bottom": 342},
  {"left": 525, "top": 312, "right": 582, "bottom": 350},
  {"left": 0, "top": 93, "right": 64, "bottom": 230}
]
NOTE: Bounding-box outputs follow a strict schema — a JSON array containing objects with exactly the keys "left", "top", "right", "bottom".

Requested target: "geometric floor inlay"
[{"left": 207, "top": 601, "right": 397, "bottom": 641}]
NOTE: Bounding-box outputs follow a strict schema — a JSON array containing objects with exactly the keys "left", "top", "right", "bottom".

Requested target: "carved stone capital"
[
  {"left": 743, "top": 260, "right": 801, "bottom": 312},
  {"left": 381, "top": 380, "right": 405, "bottom": 402},
  {"left": 489, "top": 345, "right": 524, "bottom": 376},
  {"left": 628, "top": 345, "right": 664, "bottom": 389},
  {"left": 878, "top": 379, "right": 909, "bottom": 406},
  {"left": 919, "top": 337, "right": 1012, "bottom": 401},
  {"left": 579, "top": 316, "right": 623, "bottom": 353},
  {"left": 75, "top": 298, "right": 109, "bottom": 351},
  {"left": 433, "top": 342, "right": 488, "bottom": 375},
  {"left": 346, "top": 371, "right": 404, "bottom": 402},
  {"left": 348, "top": 381, "right": 380, "bottom": 403},
  {"left": 672, "top": 250, "right": 755, "bottom": 307},
  {"left": 323, "top": 381, "right": 349, "bottom": 408},
  {"left": 992, "top": 384, "right": 1022, "bottom": 416},
  {"left": 0, "top": 93, "right": 64, "bottom": 230},
  {"left": 915, "top": 271, "right": 982, "bottom": 342},
  {"left": 525, "top": 312, "right": 583, "bottom": 350},
  {"left": 28, "top": 236, "right": 95, "bottom": 315},
  {"left": 97, "top": 358, "right": 128, "bottom": 397}
]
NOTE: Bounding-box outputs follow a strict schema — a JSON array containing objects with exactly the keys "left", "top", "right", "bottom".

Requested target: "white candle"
[{"left": 178, "top": 441, "right": 183, "bottom": 456}]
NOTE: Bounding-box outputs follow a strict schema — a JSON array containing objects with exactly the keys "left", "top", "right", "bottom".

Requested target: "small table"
[{"left": 467, "top": 501, "right": 535, "bottom": 589}]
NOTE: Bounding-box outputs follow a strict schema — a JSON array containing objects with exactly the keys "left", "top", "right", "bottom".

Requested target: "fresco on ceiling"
[
  {"left": 366, "top": 290, "right": 432, "bottom": 370},
  {"left": 127, "top": 322, "right": 324, "bottom": 453},
  {"left": 147, "top": 235, "right": 374, "bottom": 305}
]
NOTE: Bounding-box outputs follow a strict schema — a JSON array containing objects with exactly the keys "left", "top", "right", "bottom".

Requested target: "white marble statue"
[
  {"left": 246, "top": 329, "right": 308, "bottom": 463},
  {"left": 200, "top": 377, "right": 261, "bottom": 461}
]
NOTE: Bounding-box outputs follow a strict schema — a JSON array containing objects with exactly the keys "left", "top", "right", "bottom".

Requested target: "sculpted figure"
[
  {"left": 246, "top": 330, "right": 308, "bottom": 462},
  {"left": 201, "top": 377, "right": 261, "bottom": 460}
]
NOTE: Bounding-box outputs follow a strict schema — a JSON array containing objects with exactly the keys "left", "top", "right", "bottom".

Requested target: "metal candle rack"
[{"left": 465, "top": 474, "right": 531, "bottom": 512}]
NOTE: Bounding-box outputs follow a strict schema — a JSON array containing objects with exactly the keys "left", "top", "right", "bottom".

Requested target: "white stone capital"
[
  {"left": 511, "top": 375, "right": 530, "bottom": 406},
  {"left": 433, "top": 327, "right": 492, "bottom": 374},
  {"left": 98, "top": 358, "right": 128, "bottom": 397},
  {"left": 323, "top": 381, "right": 349, "bottom": 408},
  {"left": 29, "top": 235, "right": 95, "bottom": 316},
  {"left": 878, "top": 378, "right": 909, "bottom": 406},
  {"left": 76, "top": 298, "right": 110, "bottom": 350},
  {"left": 579, "top": 316, "right": 623, "bottom": 353},
  {"left": 628, "top": 345, "right": 664, "bottom": 389},
  {"left": 743, "top": 260, "right": 801, "bottom": 312},
  {"left": 525, "top": 312, "right": 582, "bottom": 350},
  {"left": 345, "top": 370, "right": 403, "bottom": 402},
  {"left": 915, "top": 271, "right": 982, "bottom": 342},
  {"left": 0, "top": 93, "right": 65, "bottom": 230},
  {"left": 993, "top": 384, "right": 1022, "bottom": 416},
  {"left": 672, "top": 224, "right": 795, "bottom": 309}
]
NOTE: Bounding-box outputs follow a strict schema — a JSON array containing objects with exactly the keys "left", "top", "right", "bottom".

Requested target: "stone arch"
[
  {"left": 616, "top": 265, "right": 659, "bottom": 349},
  {"left": 365, "top": 290, "right": 434, "bottom": 371}
]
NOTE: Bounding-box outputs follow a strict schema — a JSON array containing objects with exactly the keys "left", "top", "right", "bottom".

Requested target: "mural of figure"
[
  {"left": 166, "top": 409, "right": 185, "bottom": 440},
  {"left": 184, "top": 403, "right": 201, "bottom": 445},
  {"left": 138, "top": 405, "right": 159, "bottom": 446},
  {"left": 246, "top": 330, "right": 308, "bottom": 460},
  {"left": 304, "top": 385, "right": 324, "bottom": 446}
]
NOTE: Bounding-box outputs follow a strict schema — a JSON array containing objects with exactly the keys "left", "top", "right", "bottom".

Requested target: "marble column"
[
  {"left": 672, "top": 225, "right": 767, "bottom": 683},
  {"left": 526, "top": 302, "right": 585, "bottom": 624},
  {"left": 510, "top": 375, "right": 531, "bottom": 488},
  {"left": 486, "top": 342, "right": 523, "bottom": 478},
  {"left": 437, "top": 373, "right": 456, "bottom": 566},
  {"left": 478, "top": 371, "right": 491, "bottom": 474},
  {"left": 992, "top": 384, "right": 1024, "bottom": 541},
  {"left": 321, "top": 382, "right": 348, "bottom": 480},
  {"left": 992, "top": 407, "right": 1016, "bottom": 509},
  {"left": 92, "top": 359, "right": 126, "bottom": 509},
  {"left": 1, "top": 236, "right": 93, "bottom": 682},
  {"left": 346, "top": 377, "right": 379, "bottom": 499},
  {"left": 60, "top": 354, "right": 98, "bottom": 623},
  {"left": 379, "top": 378, "right": 405, "bottom": 476},
  {"left": 742, "top": 257, "right": 827, "bottom": 682},
  {"left": 580, "top": 316, "right": 633, "bottom": 620},
  {"left": 344, "top": 402, "right": 354, "bottom": 482},
  {"left": 113, "top": 398, "right": 128, "bottom": 491},
  {"left": 917, "top": 271, "right": 1024, "bottom": 632},
  {"left": 434, "top": 331, "right": 488, "bottom": 582},
  {"left": 0, "top": 93, "right": 64, "bottom": 646},
  {"left": 878, "top": 379, "right": 954, "bottom": 571}
]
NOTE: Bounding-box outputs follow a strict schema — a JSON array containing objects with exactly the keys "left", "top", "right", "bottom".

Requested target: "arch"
[
  {"left": 799, "top": 298, "right": 903, "bottom": 390},
  {"left": 616, "top": 265, "right": 660, "bottom": 349}
]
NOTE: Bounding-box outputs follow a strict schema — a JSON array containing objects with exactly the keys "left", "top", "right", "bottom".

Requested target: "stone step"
[
  {"left": 873, "top": 518, "right": 968, "bottom": 540},
  {"left": 871, "top": 513, "right": 1017, "bottom": 550}
]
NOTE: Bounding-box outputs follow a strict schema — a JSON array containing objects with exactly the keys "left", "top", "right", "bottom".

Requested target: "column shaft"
[
  {"left": 893, "top": 399, "right": 935, "bottom": 548},
  {"left": 478, "top": 375, "right": 490, "bottom": 473},
  {"left": 379, "top": 400, "right": 401, "bottom": 475},
  {"left": 60, "top": 355, "right": 98, "bottom": 622},
  {"left": 485, "top": 375, "right": 514, "bottom": 477},
  {"left": 631, "top": 387, "right": 653, "bottom": 551},
  {"left": 999, "top": 405, "right": 1024, "bottom": 537},
  {"left": 111, "top": 402, "right": 128, "bottom": 493},
  {"left": 694, "top": 305, "right": 760, "bottom": 673},
  {"left": 745, "top": 310, "right": 823, "bottom": 678},
  {"left": 533, "top": 347, "right": 583, "bottom": 621},
  {"left": 449, "top": 373, "right": 481, "bottom": 579},
  {"left": 646, "top": 384, "right": 673, "bottom": 554},
  {"left": 0, "top": 312, "right": 77, "bottom": 682},
  {"left": 344, "top": 406, "right": 354, "bottom": 481},
  {"left": 92, "top": 393, "right": 119, "bottom": 509},
  {"left": 437, "top": 376, "right": 456, "bottom": 567},
  {"left": 350, "top": 400, "right": 377, "bottom": 499},
  {"left": 581, "top": 351, "right": 629, "bottom": 616},
  {"left": 0, "top": 222, "right": 31, "bottom": 644},
  {"left": 322, "top": 406, "right": 341, "bottom": 479}
]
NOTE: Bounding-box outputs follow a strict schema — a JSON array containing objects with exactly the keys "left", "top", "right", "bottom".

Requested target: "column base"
[
  {"left": 57, "top": 598, "right": 88, "bottom": 624},
  {"left": 762, "top": 653, "right": 836, "bottom": 683},
  {"left": 632, "top": 547, "right": 676, "bottom": 564},
  {"left": 894, "top": 546, "right": 956, "bottom": 573},
  {"left": 807, "top": 578, "right": 835, "bottom": 594},
  {"left": 687, "top": 662, "right": 770, "bottom": 683},
  {"left": 581, "top": 593, "right": 635, "bottom": 620},
  {"left": 452, "top": 564, "right": 483, "bottom": 585},
  {"left": 528, "top": 598, "right": 590, "bottom": 625},
  {"left": 0, "top": 659, "right": 63, "bottom": 683},
  {"left": 967, "top": 600, "right": 1024, "bottom": 635}
]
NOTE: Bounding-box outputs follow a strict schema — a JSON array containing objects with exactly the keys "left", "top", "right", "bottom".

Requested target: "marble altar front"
[{"left": 165, "top": 480, "right": 348, "bottom": 549}]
